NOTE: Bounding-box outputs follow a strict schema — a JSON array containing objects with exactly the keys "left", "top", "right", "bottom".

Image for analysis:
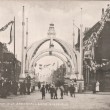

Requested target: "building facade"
[
  {"left": 83, "top": 5, "right": 110, "bottom": 92},
  {"left": 0, "top": 42, "right": 21, "bottom": 81}
]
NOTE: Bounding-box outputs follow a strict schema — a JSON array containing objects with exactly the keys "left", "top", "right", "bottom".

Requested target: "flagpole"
[
  {"left": 80, "top": 8, "right": 83, "bottom": 80},
  {"left": 26, "top": 18, "right": 28, "bottom": 50},
  {"left": 14, "top": 17, "right": 16, "bottom": 81},
  {"left": 20, "top": 6, "right": 25, "bottom": 79},
  {"left": 25, "top": 18, "right": 28, "bottom": 74}
]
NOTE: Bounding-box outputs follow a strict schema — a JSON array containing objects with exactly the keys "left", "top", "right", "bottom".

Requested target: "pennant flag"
[
  {"left": 46, "top": 64, "right": 51, "bottom": 67},
  {"left": 39, "top": 64, "right": 42, "bottom": 66},
  {"left": 35, "top": 63, "right": 37, "bottom": 67},
  {"left": 0, "top": 21, "right": 14, "bottom": 44},
  {"left": 8, "top": 24, "right": 13, "bottom": 44}
]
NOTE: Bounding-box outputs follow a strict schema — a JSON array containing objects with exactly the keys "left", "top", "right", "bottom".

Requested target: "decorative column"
[
  {"left": 25, "top": 18, "right": 29, "bottom": 75},
  {"left": 80, "top": 8, "right": 83, "bottom": 80},
  {"left": 19, "top": 6, "right": 25, "bottom": 80}
]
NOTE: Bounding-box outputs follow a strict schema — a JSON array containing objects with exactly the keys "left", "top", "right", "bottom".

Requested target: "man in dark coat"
[
  {"left": 54, "top": 86, "right": 58, "bottom": 99},
  {"left": 19, "top": 80, "right": 26, "bottom": 95},
  {"left": 38, "top": 81, "right": 41, "bottom": 90},
  {"left": 64, "top": 84, "right": 69, "bottom": 96},
  {"left": 69, "top": 84, "right": 75, "bottom": 97},
  {"left": 0, "top": 77, "right": 4, "bottom": 98},
  {"left": 92, "top": 81, "right": 96, "bottom": 94},
  {"left": 0, "top": 78, "right": 3, "bottom": 96},
  {"left": 1, "top": 79, "right": 8, "bottom": 98},
  {"left": 50, "top": 85, "right": 55, "bottom": 99},
  {"left": 45, "top": 83, "right": 49, "bottom": 93},
  {"left": 12, "top": 81, "right": 18, "bottom": 95},
  {"left": 59, "top": 86, "right": 64, "bottom": 99},
  {"left": 25, "top": 75, "right": 31, "bottom": 95},
  {"left": 40, "top": 85, "right": 45, "bottom": 99}
]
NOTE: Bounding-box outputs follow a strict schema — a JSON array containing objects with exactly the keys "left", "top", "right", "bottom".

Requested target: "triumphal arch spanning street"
[{"left": 20, "top": 23, "right": 82, "bottom": 82}]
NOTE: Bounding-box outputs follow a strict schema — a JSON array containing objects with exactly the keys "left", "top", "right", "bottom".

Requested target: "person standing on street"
[
  {"left": 59, "top": 85, "right": 64, "bottom": 99},
  {"left": 38, "top": 81, "right": 41, "bottom": 91},
  {"left": 69, "top": 84, "right": 75, "bottom": 97},
  {"left": 96, "top": 81, "right": 100, "bottom": 93},
  {"left": 19, "top": 80, "right": 26, "bottom": 95},
  {"left": 40, "top": 85, "right": 45, "bottom": 99},
  {"left": 45, "top": 83, "right": 49, "bottom": 93},
  {"left": 25, "top": 74, "right": 31, "bottom": 95},
  {"left": 54, "top": 86, "right": 58, "bottom": 99},
  {"left": 50, "top": 85, "right": 54, "bottom": 99},
  {"left": 92, "top": 81, "right": 96, "bottom": 94}
]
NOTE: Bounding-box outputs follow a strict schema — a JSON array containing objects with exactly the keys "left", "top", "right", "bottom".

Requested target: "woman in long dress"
[{"left": 96, "top": 81, "right": 100, "bottom": 92}]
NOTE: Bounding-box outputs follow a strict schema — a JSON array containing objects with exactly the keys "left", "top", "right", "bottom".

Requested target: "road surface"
[{"left": 0, "top": 90, "right": 110, "bottom": 110}]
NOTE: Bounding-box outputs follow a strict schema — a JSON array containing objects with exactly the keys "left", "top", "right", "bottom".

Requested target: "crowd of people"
[
  {"left": 0, "top": 75, "right": 34, "bottom": 98},
  {"left": 39, "top": 82, "right": 76, "bottom": 100},
  {"left": 0, "top": 77, "right": 18, "bottom": 98},
  {"left": 0, "top": 76, "right": 100, "bottom": 99}
]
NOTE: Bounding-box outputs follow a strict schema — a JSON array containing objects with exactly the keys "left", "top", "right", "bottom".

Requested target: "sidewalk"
[{"left": 80, "top": 91, "right": 110, "bottom": 95}]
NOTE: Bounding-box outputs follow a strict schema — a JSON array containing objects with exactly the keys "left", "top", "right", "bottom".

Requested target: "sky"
[{"left": 0, "top": 0, "right": 109, "bottom": 62}]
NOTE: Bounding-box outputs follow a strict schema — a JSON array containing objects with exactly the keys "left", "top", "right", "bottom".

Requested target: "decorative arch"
[
  {"left": 26, "top": 37, "right": 77, "bottom": 63},
  {"left": 28, "top": 48, "right": 75, "bottom": 73},
  {"left": 25, "top": 37, "right": 78, "bottom": 78}
]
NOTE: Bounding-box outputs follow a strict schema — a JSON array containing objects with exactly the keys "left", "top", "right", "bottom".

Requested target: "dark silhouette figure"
[
  {"left": 1, "top": 79, "right": 8, "bottom": 98},
  {"left": 12, "top": 81, "right": 18, "bottom": 95},
  {"left": 92, "top": 81, "right": 96, "bottom": 94},
  {"left": 19, "top": 80, "right": 26, "bottom": 95},
  {"left": 25, "top": 75, "right": 31, "bottom": 95},
  {"left": 69, "top": 85, "right": 75, "bottom": 97},
  {"left": 64, "top": 85, "right": 69, "bottom": 96},
  {"left": 59, "top": 86, "right": 64, "bottom": 99},
  {"left": 38, "top": 81, "right": 41, "bottom": 90},
  {"left": 45, "top": 83, "right": 49, "bottom": 93},
  {"left": 54, "top": 86, "right": 58, "bottom": 99},
  {"left": 40, "top": 85, "right": 45, "bottom": 99},
  {"left": 50, "top": 86, "right": 55, "bottom": 99}
]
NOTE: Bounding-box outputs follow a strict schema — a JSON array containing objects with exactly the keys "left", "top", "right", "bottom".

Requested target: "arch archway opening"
[{"left": 31, "top": 55, "right": 66, "bottom": 83}]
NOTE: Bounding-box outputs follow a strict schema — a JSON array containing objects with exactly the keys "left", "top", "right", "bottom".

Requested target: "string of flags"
[{"left": 38, "top": 63, "right": 56, "bottom": 70}]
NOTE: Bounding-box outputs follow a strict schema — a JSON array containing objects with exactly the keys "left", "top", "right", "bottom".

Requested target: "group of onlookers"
[
  {"left": 0, "top": 75, "right": 34, "bottom": 98},
  {"left": 0, "top": 77, "right": 18, "bottom": 98},
  {"left": 38, "top": 82, "right": 76, "bottom": 100}
]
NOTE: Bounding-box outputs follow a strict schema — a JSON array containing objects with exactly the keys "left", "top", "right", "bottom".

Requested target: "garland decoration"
[{"left": 83, "top": 5, "right": 110, "bottom": 71}]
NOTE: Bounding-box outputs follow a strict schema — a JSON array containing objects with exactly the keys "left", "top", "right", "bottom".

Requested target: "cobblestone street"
[{"left": 0, "top": 90, "right": 110, "bottom": 110}]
